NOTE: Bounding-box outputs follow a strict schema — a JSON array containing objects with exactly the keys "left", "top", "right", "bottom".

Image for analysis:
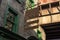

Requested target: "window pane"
[
  {"left": 49, "top": 7, "right": 59, "bottom": 13},
  {"left": 41, "top": 9, "right": 49, "bottom": 15},
  {"left": 5, "top": 10, "right": 16, "bottom": 31},
  {"left": 5, "top": 21, "right": 13, "bottom": 31},
  {"left": 7, "top": 12, "right": 15, "bottom": 22}
]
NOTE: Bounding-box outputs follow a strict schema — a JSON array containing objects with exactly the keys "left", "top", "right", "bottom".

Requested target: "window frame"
[{"left": 4, "top": 5, "right": 19, "bottom": 33}]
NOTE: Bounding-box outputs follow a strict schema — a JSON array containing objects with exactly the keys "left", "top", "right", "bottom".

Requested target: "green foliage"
[
  {"left": 29, "top": 0, "right": 34, "bottom": 3},
  {"left": 37, "top": 29, "right": 42, "bottom": 40}
]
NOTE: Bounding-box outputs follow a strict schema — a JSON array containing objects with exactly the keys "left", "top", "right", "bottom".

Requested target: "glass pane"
[
  {"left": 52, "top": 14, "right": 60, "bottom": 23},
  {"left": 49, "top": 7, "right": 59, "bottom": 13},
  {"left": 5, "top": 21, "right": 13, "bottom": 31},
  {"left": 41, "top": 9, "right": 49, "bottom": 15},
  {"left": 39, "top": 16, "right": 51, "bottom": 24},
  {"left": 7, "top": 12, "right": 15, "bottom": 22}
]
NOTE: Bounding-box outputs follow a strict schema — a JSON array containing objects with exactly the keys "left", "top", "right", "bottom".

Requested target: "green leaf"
[
  {"left": 29, "top": 0, "right": 34, "bottom": 3},
  {"left": 37, "top": 29, "right": 42, "bottom": 40},
  {"left": 37, "top": 30, "right": 41, "bottom": 34}
]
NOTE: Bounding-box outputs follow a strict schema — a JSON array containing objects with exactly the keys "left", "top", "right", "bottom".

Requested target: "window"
[
  {"left": 4, "top": 7, "right": 18, "bottom": 32},
  {"left": 7, "top": 11, "right": 15, "bottom": 22}
]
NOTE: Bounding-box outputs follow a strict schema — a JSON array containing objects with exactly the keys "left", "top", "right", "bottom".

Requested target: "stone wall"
[
  {"left": 0, "top": 0, "right": 8, "bottom": 27},
  {"left": 0, "top": 0, "right": 38, "bottom": 39}
]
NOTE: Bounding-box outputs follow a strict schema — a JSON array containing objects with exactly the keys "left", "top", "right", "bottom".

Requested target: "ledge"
[{"left": 0, "top": 26, "right": 26, "bottom": 40}]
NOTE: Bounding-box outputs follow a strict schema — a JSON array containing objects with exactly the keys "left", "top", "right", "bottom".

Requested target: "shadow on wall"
[
  {"left": 0, "top": 0, "right": 2, "bottom": 5},
  {"left": 24, "top": 6, "right": 40, "bottom": 39},
  {"left": 48, "top": 39, "right": 60, "bottom": 40},
  {"left": 27, "top": 36, "right": 38, "bottom": 40},
  {"left": 24, "top": 6, "right": 39, "bottom": 30}
]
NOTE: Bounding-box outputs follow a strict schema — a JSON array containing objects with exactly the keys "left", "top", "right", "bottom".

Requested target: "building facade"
[
  {"left": 1, "top": 0, "right": 60, "bottom": 40},
  {"left": 25, "top": 0, "right": 60, "bottom": 40},
  {"left": 0, "top": 0, "right": 38, "bottom": 40}
]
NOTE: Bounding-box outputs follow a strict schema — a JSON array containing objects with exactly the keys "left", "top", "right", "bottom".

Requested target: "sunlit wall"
[{"left": 25, "top": 0, "right": 60, "bottom": 40}]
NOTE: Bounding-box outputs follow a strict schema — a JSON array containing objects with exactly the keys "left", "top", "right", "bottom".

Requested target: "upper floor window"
[{"left": 5, "top": 7, "right": 18, "bottom": 32}]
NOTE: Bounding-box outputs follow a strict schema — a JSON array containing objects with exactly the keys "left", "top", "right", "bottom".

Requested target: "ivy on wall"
[{"left": 26, "top": 0, "right": 36, "bottom": 10}]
